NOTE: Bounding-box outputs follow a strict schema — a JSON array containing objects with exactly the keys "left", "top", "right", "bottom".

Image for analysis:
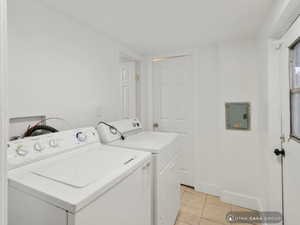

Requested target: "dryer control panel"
[
  {"left": 97, "top": 118, "right": 142, "bottom": 144},
  {"left": 7, "top": 127, "right": 99, "bottom": 170}
]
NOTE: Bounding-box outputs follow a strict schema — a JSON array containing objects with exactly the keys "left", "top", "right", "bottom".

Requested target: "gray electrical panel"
[{"left": 225, "top": 102, "right": 250, "bottom": 130}]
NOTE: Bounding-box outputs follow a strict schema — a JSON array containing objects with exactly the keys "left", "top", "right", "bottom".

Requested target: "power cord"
[{"left": 97, "top": 121, "right": 125, "bottom": 140}]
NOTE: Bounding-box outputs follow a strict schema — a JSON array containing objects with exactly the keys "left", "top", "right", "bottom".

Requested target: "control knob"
[
  {"left": 49, "top": 139, "right": 58, "bottom": 148},
  {"left": 16, "top": 146, "right": 29, "bottom": 156},
  {"left": 76, "top": 132, "right": 87, "bottom": 142},
  {"left": 34, "top": 142, "right": 45, "bottom": 152}
]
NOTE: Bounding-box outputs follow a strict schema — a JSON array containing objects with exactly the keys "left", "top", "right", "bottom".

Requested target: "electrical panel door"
[{"left": 225, "top": 102, "right": 250, "bottom": 130}]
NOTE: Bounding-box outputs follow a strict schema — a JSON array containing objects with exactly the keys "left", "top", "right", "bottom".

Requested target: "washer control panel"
[{"left": 8, "top": 127, "right": 99, "bottom": 170}]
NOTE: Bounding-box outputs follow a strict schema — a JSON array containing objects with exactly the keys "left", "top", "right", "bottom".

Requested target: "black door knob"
[{"left": 274, "top": 148, "right": 285, "bottom": 157}]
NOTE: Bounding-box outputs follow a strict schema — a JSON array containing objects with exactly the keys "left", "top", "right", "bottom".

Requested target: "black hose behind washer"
[{"left": 23, "top": 125, "right": 58, "bottom": 137}]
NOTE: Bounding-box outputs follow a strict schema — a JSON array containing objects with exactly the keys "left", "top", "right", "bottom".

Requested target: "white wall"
[
  {"left": 194, "top": 0, "right": 300, "bottom": 211},
  {"left": 156, "top": 40, "right": 267, "bottom": 210},
  {"left": 194, "top": 45, "right": 220, "bottom": 195},
  {"left": 8, "top": 0, "right": 141, "bottom": 133},
  {"left": 217, "top": 40, "right": 265, "bottom": 210}
]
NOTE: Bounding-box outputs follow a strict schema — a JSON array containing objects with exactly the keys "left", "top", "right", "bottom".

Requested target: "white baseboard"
[
  {"left": 179, "top": 170, "right": 194, "bottom": 187},
  {"left": 194, "top": 184, "right": 269, "bottom": 224},
  {"left": 195, "top": 183, "right": 264, "bottom": 212},
  {"left": 195, "top": 183, "right": 221, "bottom": 196},
  {"left": 220, "top": 190, "right": 262, "bottom": 211}
]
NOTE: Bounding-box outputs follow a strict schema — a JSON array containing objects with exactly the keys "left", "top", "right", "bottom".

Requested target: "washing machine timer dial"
[{"left": 76, "top": 132, "right": 87, "bottom": 142}]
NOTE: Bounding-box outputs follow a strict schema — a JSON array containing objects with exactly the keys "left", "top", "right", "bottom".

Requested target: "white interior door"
[
  {"left": 120, "top": 62, "right": 136, "bottom": 119},
  {"left": 153, "top": 56, "right": 195, "bottom": 187},
  {"left": 280, "top": 17, "right": 300, "bottom": 225}
]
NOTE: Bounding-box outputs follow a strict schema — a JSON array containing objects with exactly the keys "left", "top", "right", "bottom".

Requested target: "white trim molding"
[
  {"left": 0, "top": 0, "right": 8, "bottom": 224},
  {"left": 220, "top": 191, "right": 262, "bottom": 211},
  {"left": 195, "top": 183, "right": 263, "bottom": 211},
  {"left": 146, "top": 57, "right": 153, "bottom": 131},
  {"left": 195, "top": 183, "right": 221, "bottom": 197}
]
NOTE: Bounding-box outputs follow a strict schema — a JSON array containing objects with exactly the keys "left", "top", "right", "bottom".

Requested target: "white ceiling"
[{"left": 40, "top": 0, "right": 274, "bottom": 55}]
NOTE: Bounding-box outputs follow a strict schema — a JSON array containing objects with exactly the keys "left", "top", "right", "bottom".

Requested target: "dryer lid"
[{"left": 32, "top": 149, "right": 136, "bottom": 188}]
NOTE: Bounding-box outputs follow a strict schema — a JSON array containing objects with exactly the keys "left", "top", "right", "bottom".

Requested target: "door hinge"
[{"left": 135, "top": 73, "right": 140, "bottom": 81}]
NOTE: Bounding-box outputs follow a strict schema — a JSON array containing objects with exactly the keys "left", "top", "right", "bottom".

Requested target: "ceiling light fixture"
[{"left": 152, "top": 54, "right": 188, "bottom": 62}]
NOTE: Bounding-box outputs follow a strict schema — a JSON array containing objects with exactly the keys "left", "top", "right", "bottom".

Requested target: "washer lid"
[
  {"left": 8, "top": 144, "right": 151, "bottom": 213},
  {"left": 112, "top": 131, "right": 179, "bottom": 154},
  {"left": 32, "top": 149, "right": 135, "bottom": 188}
]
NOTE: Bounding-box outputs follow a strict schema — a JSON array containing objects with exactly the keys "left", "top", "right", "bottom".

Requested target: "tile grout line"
[
  {"left": 178, "top": 186, "right": 250, "bottom": 225},
  {"left": 197, "top": 191, "right": 231, "bottom": 225},
  {"left": 200, "top": 193, "right": 208, "bottom": 218}
]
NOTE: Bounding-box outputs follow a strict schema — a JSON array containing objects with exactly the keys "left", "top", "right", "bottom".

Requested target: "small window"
[{"left": 290, "top": 41, "right": 300, "bottom": 139}]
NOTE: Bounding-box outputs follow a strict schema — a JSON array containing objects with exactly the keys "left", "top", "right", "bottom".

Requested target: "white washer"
[
  {"left": 97, "top": 119, "right": 181, "bottom": 225},
  {"left": 8, "top": 127, "right": 152, "bottom": 225}
]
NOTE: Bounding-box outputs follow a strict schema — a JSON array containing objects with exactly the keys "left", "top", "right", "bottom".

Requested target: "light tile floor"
[{"left": 176, "top": 185, "right": 255, "bottom": 225}]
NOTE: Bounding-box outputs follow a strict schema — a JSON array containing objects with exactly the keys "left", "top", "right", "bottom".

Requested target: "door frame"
[
  {"left": 266, "top": 0, "right": 300, "bottom": 218},
  {"left": 147, "top": 49, "right": 199, "bottom": 187},
  {"left": 0, "top": 0, "right": 8, "bottom": 224},
  {"left": 278, "top": 17, "right": 300, "bottom": 225},
  {"left": 266, "top": 40, "right": 285, "bottom": 214}
]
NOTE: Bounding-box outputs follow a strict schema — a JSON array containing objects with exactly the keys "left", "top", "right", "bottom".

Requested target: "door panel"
[
  {"left": 280, "top": 17, "right": 300, "bottom": 225},
  {"left": 120, "top": 62, "right": 136, "bottom": 119},
  {"left": 153, "top": 56, "right": 194, "bottom": 186}
]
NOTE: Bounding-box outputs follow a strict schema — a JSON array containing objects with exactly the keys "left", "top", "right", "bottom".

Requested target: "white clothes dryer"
[{"left": 97, "top": 119, "right": 181, "bottom": 225}]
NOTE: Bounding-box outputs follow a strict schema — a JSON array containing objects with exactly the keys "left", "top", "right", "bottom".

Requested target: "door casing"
[
  {"left": 0, "top": 0, "right": 8, "bottom": 224},
  {"left": 279, "top": 16, "right": 300, "bottom": 225}
]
